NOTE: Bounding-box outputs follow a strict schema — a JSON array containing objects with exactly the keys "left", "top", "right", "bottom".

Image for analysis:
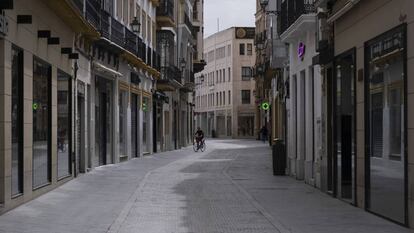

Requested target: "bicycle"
[{"left": 193, "top": 137, "right": 206, "bottom": 152}]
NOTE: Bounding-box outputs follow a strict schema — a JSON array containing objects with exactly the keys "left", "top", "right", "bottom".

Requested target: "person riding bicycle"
[{"left": 195, "top": 127, "right": 205, "bottom": 149}]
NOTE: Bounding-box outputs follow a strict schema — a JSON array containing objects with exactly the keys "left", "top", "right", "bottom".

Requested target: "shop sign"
[
  {"left": 298, "top": 42, "right": 306, "bottom": 59},
  {"left": 0, "top": 12, "right": 8, "bottom": 37}
]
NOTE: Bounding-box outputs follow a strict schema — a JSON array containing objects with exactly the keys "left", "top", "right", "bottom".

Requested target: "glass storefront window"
[
  {"left": 33, "top": 58, "right": 51, "bottom": 188},
  {"left": 57, "top": 70, "right": 71, "bottom": 178},
  {"left": 11, "top": 46, "right": 23, "bottom": 196},
  {"left": 366, "top": 25, "right": 406, "bottom": 224}
]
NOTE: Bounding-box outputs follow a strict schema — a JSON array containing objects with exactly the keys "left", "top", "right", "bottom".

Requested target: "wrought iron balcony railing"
[
  {"left": 160, "top": 65, "right": 181, "bottom": 83},
  {"left": 85, "top": 0, "right": 100, "bottom": 30},
  {"left": 111, "top": 17, "right": 125, "bottom": 47},
  {"left": 125, "top": 28, "right": 138, "bottom": 54},
  {"left": 100, "top": 9, "right": 111, "bottom": 39},
  {"left": 157, "top": 0, "right": 174, "bottom": 19},
  {"left": 280, "top": 0, "right": 316, "bottom": 35}
]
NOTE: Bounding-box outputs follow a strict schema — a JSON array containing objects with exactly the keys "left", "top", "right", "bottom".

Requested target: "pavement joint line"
[
  {"left": 106, "top": 145, "right": 217, "bottom": 233},
  {"left": 222, "top": 151, "right": 293, "bottom": 233}
]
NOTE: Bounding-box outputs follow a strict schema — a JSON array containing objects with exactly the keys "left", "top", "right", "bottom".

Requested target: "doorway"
[
  {"left": 95, "top": 77, "right": 113, "bottom": 166},
  {"left": 333, "top": 49, "right": 356, "bottom": 203},
  {"left": 131, "top": 93, "right": 139, "bottom": 157}
]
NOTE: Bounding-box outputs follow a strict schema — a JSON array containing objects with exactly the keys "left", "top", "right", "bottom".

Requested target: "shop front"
[{"left": 365, "top": 25, "right": 407, "bottom": 224}]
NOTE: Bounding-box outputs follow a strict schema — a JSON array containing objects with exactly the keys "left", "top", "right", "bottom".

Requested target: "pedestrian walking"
[{"left": 260, "top": 125, "right": 268, "bottom": 143}]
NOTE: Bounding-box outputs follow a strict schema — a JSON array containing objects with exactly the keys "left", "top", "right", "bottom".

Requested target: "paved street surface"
[{"left": 0, "top": 140, "right": 412, "bottom": 233}]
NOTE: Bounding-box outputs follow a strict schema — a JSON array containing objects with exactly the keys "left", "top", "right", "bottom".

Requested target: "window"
[
  {"left": 216, "top": 71, "right": 218, "bottom": 83},
  {"left": 116, "top": 0, "right": 122, "bottom": 18},
  {"left": 223, "top": 91, "right": 226, "bottom": 105},
  {"left": 228, "top": 90, "right": 231, "bottom": 105},
  {"left": 11, "top": 46, "right": 23, "bottom": 196},
  {"left": 215, "top": 46, "right": 226, "bottom": 60},
  {"left": 142, "top": 12, "right": 147, "bottom": 40},
  {"left": 33, "top": 58, "right": 51, "bottom": 188},
  {"left": 242, "top": 67, "right": 252, "bottom": 81},
  {"left": 247, "top": 43, "right": 253, "bottom": 55},
  {"left": 216, "top": 93, "right": 218, "bottom": 106},
  {"left": 57, "top": 70, "right": 71, "bottom": 178},
  {"left": 223, "top": 69, "right": 225, "bottom": 82},
  {"left": 366, "top": 25, "right": 406, "bottom": 224},
  {"left": 219, "top": 92, "right": 222, "bottom": 106},
  {"left": 123, "top": 0, "right": 128, "bottom": 23},
  {"left": 129, "top": 0, "right": 134, "bottom": 24},
  {"left": 239, "top": 43, "right": 245, "bottom": 55},
  {"left": 227, "top": 45, "right": 231, "bottom": 57},
  {"left": 241, "top": 90, "right": 251, "bottom": 104},
  {"left": 228, "top": 68, "right": 231, "bottom": 82}
]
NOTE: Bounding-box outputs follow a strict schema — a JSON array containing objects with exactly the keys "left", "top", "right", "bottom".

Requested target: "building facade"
[
  {"left": 195, "top": 27, "right": 256, "bottom": 139},
  {"left": 0, "top": 0, "right": 202, "bottom": 214},
  {"left": 314, "top": 0, "right": 414, "bottom": 227},
  {"left": 254, "top": 0, "right": 288, "bottom": 143},
  {"left": 269, "top": 0, "right": 414, "bottom": 228}
]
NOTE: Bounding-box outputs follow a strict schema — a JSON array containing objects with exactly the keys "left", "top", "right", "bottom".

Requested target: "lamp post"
[{"left": 130, "top": 17, "right": 141, "bottom": 34}]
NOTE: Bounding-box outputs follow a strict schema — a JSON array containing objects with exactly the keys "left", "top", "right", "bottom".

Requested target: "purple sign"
[{"left": 298, "top": 42, "right": 306, "bottom": 59}]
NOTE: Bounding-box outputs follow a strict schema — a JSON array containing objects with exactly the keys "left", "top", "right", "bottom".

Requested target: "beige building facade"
[
  {"left": 314, "top": 0, "right": 414, "bottom": 227},
  {"left": 195, "top": 27, "right": 256, "bottom": 139}
]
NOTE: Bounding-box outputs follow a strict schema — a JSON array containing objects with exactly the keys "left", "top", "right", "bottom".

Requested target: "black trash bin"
[{"left": 272, "top": 139, "right": 286, "bottom": 176}]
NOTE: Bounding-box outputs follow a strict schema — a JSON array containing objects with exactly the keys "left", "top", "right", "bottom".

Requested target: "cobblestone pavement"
[{"left": 0, "top": 140, "right": 412, "bottom": 233}]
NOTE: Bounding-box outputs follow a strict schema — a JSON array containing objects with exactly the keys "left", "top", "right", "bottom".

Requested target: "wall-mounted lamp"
[{"left": 130, "top": 16, "right": 141, "bottom": 34}]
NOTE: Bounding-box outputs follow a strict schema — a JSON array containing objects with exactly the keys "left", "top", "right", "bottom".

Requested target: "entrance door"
[
  {"left": 77, "top": 95, "right": 85, "bottom": 173},
  {"left": 99, "top": 92, "right": 108, "bottom": 165},
  {"left": 326, "top": 66, "right": 335, "bottom": 194},
  {"left": 334, "top": 49, "right": 356, "bottom": 202},
  {"left": 131, "top": 94, "right": 138, "bottom": 157}
]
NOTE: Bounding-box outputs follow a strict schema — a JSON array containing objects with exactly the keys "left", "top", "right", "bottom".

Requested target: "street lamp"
[
  {"left": 130, "top": 17, "right": 141, "bottom": 34},
  {"left": 259, "top": 0, "right": 269, "bottom": 9}
]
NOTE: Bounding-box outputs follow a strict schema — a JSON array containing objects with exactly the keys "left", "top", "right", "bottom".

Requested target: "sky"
[{"left": 204, "top": 0, "right": 256, "bottom": 38}]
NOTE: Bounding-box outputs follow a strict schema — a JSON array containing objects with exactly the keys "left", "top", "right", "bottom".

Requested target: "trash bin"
[{"left": 272, "top": 139, "right": 286, "bottom": 176}]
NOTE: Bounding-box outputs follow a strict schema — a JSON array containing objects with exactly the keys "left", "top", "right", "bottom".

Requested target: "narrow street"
[{"left": 0, "top": 140, "right": 411, "bottom": 233}]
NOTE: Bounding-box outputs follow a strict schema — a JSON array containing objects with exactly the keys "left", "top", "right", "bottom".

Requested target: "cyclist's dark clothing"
[{"left": 195, "top": 130, "right": 204, "bottom": 143}]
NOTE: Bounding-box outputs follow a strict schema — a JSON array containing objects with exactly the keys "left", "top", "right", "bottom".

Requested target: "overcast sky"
[{"left": 204, "top": 0, "right": 255, "bottom": 38}]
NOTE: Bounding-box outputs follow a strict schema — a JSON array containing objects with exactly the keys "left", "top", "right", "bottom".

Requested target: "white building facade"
[{"left": 195, "top": 27, "right": 256, "bottom": 139}]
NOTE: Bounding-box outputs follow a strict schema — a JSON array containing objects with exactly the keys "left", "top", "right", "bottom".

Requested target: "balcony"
[
  {"left": 41, "top": 0, "right": 99, "bottom": 39},
  {"left": 111, "top": 17, "right": 125, "bottom": 47},
  {"left": 157, "top": 65, "right": 183, "bottom": 91},
  {"left": 85, "top": 0, "right": 100, "bottom": 30},
  {"left": 99, "top": 10, "right": 110, "bottom": 39},
  {"left": 157, "top": 0, "right": 175, "bottom": 27},
  {"left": 125, "top": 28, "right": 138, "bottom": 55},
  {"left": 181, "top": 70, "right": 195, "bottom": 93},
  {"left": 280, "top": 0, "right": 316, "bottom": 42},
  {"left": 152, "top": 51, "right": 161, "bottom": 71}
]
